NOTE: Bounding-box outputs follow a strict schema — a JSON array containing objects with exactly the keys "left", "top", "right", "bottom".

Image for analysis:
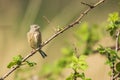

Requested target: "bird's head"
[{"left": 30, "top": 24, "right": 40, "bottom": 31}]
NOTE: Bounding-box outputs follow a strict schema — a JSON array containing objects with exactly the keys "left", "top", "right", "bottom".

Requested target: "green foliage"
[
  {"left": 107, "top": 12, "right": 120, "bottom": 36},
  {"left": 97, "top": 45, "right": 106, "bottom": 54},
  {"left": 97, "top": 45, "right": 117, "bottom": 67},
  {"left": 97, "top": 45, "right": 117, "bottom": 56},
  {"left": 66, "top": 55, "right": 90, "bottom": 80},
  {"left": 74, "top": 22, "right": 100, "bottom": 55},
  {"left": 108, "top": 12, "right": 119, "bottom": 23},
  {"left": 7, "top": 55, "right": 23, "bottom": 68},
  {"left": 40, "top": 45, "right": 90, "bottom": 80},
  {"left": 40, "top": 47, "right": 73, "bottom": 79},
  {"left": 116, "top": 62, "right": 120, "bottom": 72},
  {"left": 65, "top": 72, "right": 75, "bottom": 80},
  {"left": 66, "top": 72, "right": 91, "bottom": 80},
  {"left": 78, "top": 73, "right": 91, "bottom": 80},
  {"left": 70, "top": 55, "right": 88, "bottom": 71},
  {"left": 26, "top": 61, "right": 37, "bottom": 67},
  {"left": 97, "top": 12, "right": 120, "bottom": 79},
  {"left": 7, "top": 55, "right": 37, "bottom": 69},
  {"left": 67, "top": 55, "right": 90, "bottom": 80},
  {"left": 39, "top": 22, "right": 102, "bottom": 79}
]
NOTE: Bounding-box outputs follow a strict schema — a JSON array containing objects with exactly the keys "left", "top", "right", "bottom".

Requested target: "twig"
[
  {"left": 113, "top": 73, "right": 120, "bottom": 80},
  {"left": 81, "top": 2, "right": 94, "bottom": 8},
  {"left": 42, "top": 0, "right": 105, "bottom": 47},
  {"left": 115, "top": 30, "right": 120, "bottom": 51},
  {"left": 43, "top": 16, "right": 50, "bottom": 24},
  {"left": 93, "top": 46, "right": 120, "bottom": 54},
  {"left": 0, "top": 49, "right": 38, "bottom": 80},
  {"left": 0, "top": 0, "right": 105, "bottom": 80},
  {"left": 112, "top": 30, "right": 120, "bottom": 80},
  {"left": 43, "top": 16, "right": 59, "bottom": 32},
  {"left": 73, "top": 69, "right": 77, "bottom": 80}
]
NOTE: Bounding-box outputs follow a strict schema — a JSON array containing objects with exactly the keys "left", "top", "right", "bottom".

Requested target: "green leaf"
[
  {"left": 107, "top": 12, "right": 120, "bottom": 36},
  {"left": 116, "top": 62, "right": 120, "bottom": 72},
  {"left": 78, "top": 61, "right": 88, "bottom": 71},
  {"left": 70, "top": 55, "right": 88, "bottom": 70},
  {"left": 107, "top": 48, "right": 117, "bottom": 55},
  {"left": 97, "top": 45, "right": 106, "bottom": 54},
  {"left": 26, "top": 61, "right": 37, "bottom": 67},
  {"left": 13, "top": 55, "right": 22, "bottom": 61},
  {"left": 78, "top": 73, "right": 92, "bottom": 80},
  {"left": 72, "top": 56, "right": 78, "bottom": 63},
  {"left": 78, "top": 55, "right": 88, "bottom": 70},
  {"left": 13, "top": 55, "right": 23, "bottom": 65},
  {"left": 115, "top": 20, "right": 120, "bottom": 25},
  {"left": 78, "top": 73, "right": 85, "bottom": 79},
  {"left": 7, "top": 61, "right": 17, "bottom": 68},
  {"left": 97, "top": 45, "right": 117, "bottom": 56},
  {"left": 108, "top": 12, "right": 119, "bottom": 22},
  {"left": 105, "top": 60, "right": 113, "bottom": 67},
  {"left": 7, "top": 55, "right": 23, "bottom": 68},
  {"left": 79, "top": 55, "right": 86, "bottom": 61},
  {"left": 66, "top": 73, "right": 74, "bottom": 80}
]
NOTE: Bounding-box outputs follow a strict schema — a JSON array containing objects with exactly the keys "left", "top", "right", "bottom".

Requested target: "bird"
[{"left": 27, "top": 24, "right": 47, "bottom": 58}]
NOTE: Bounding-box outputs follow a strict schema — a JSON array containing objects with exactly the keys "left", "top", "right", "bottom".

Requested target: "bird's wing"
[
  {"left": 27, "top": 32, "right": 32, "bottom": 44},
  {"left": 34, "top": 31, "right": 42, "bottom": 47},
  {"left": 27, "top": 31, "right": 36, "bottom": 48}
]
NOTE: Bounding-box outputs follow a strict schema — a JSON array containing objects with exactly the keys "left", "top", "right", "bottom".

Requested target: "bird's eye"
[
  {"left": 30, "top": 25, "right": 39, "bottom": 29},
  {"left": 33, "top": 25, "right": 38, "bottom": 29},
  {"left": 34, "top": 25, "right": 37, "bottom": 28}
]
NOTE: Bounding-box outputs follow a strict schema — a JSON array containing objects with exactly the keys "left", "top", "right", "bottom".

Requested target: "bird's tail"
[{"left": 38, "top": 49, "right": 47, "bottom": 58}]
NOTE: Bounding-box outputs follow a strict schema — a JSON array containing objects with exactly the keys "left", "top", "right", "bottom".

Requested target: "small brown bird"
[{"left": 27, "top": 24, "right": 47, "bottom": 58}]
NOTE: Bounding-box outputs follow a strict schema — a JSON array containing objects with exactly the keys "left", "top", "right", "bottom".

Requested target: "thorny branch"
[
  {"left": 0, "top": 0, "right": 105, "bottom": 80},
  {"left": 73, "top": 69, "right": 77, "bottom": 80},
  {"left": 113, "top": 30, "right": 120, "bottom": 80},
  {"left": 43, "top": 16, "right": 50, "bottom": 24}
]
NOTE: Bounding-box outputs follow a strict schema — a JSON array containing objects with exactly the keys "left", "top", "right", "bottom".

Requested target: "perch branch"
[
  {"left": 42, "top": 0, "right": 105, "bottom": 47},
  {"left": 0, "top": 0, "right": 105, "bottom": 80}
]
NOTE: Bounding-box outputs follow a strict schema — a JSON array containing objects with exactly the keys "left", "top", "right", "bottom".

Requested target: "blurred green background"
[{"left": 0, "top": 0, "right": 120, "bottom": 80}]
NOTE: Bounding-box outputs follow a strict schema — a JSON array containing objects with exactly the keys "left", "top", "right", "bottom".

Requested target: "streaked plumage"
[{"left": 27, "top": 25, "right": 47, "bottom": 58}]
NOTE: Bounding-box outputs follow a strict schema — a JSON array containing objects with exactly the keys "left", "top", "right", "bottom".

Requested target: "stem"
[
  {"left": 115, "top": 31, "right": 120, "bottom": 51},
  {"left": 112, "top": 30, "right": 120, "bottom": 80},
  {"left": 73, "top": 69, "right": 77, "bottom": 80}
]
